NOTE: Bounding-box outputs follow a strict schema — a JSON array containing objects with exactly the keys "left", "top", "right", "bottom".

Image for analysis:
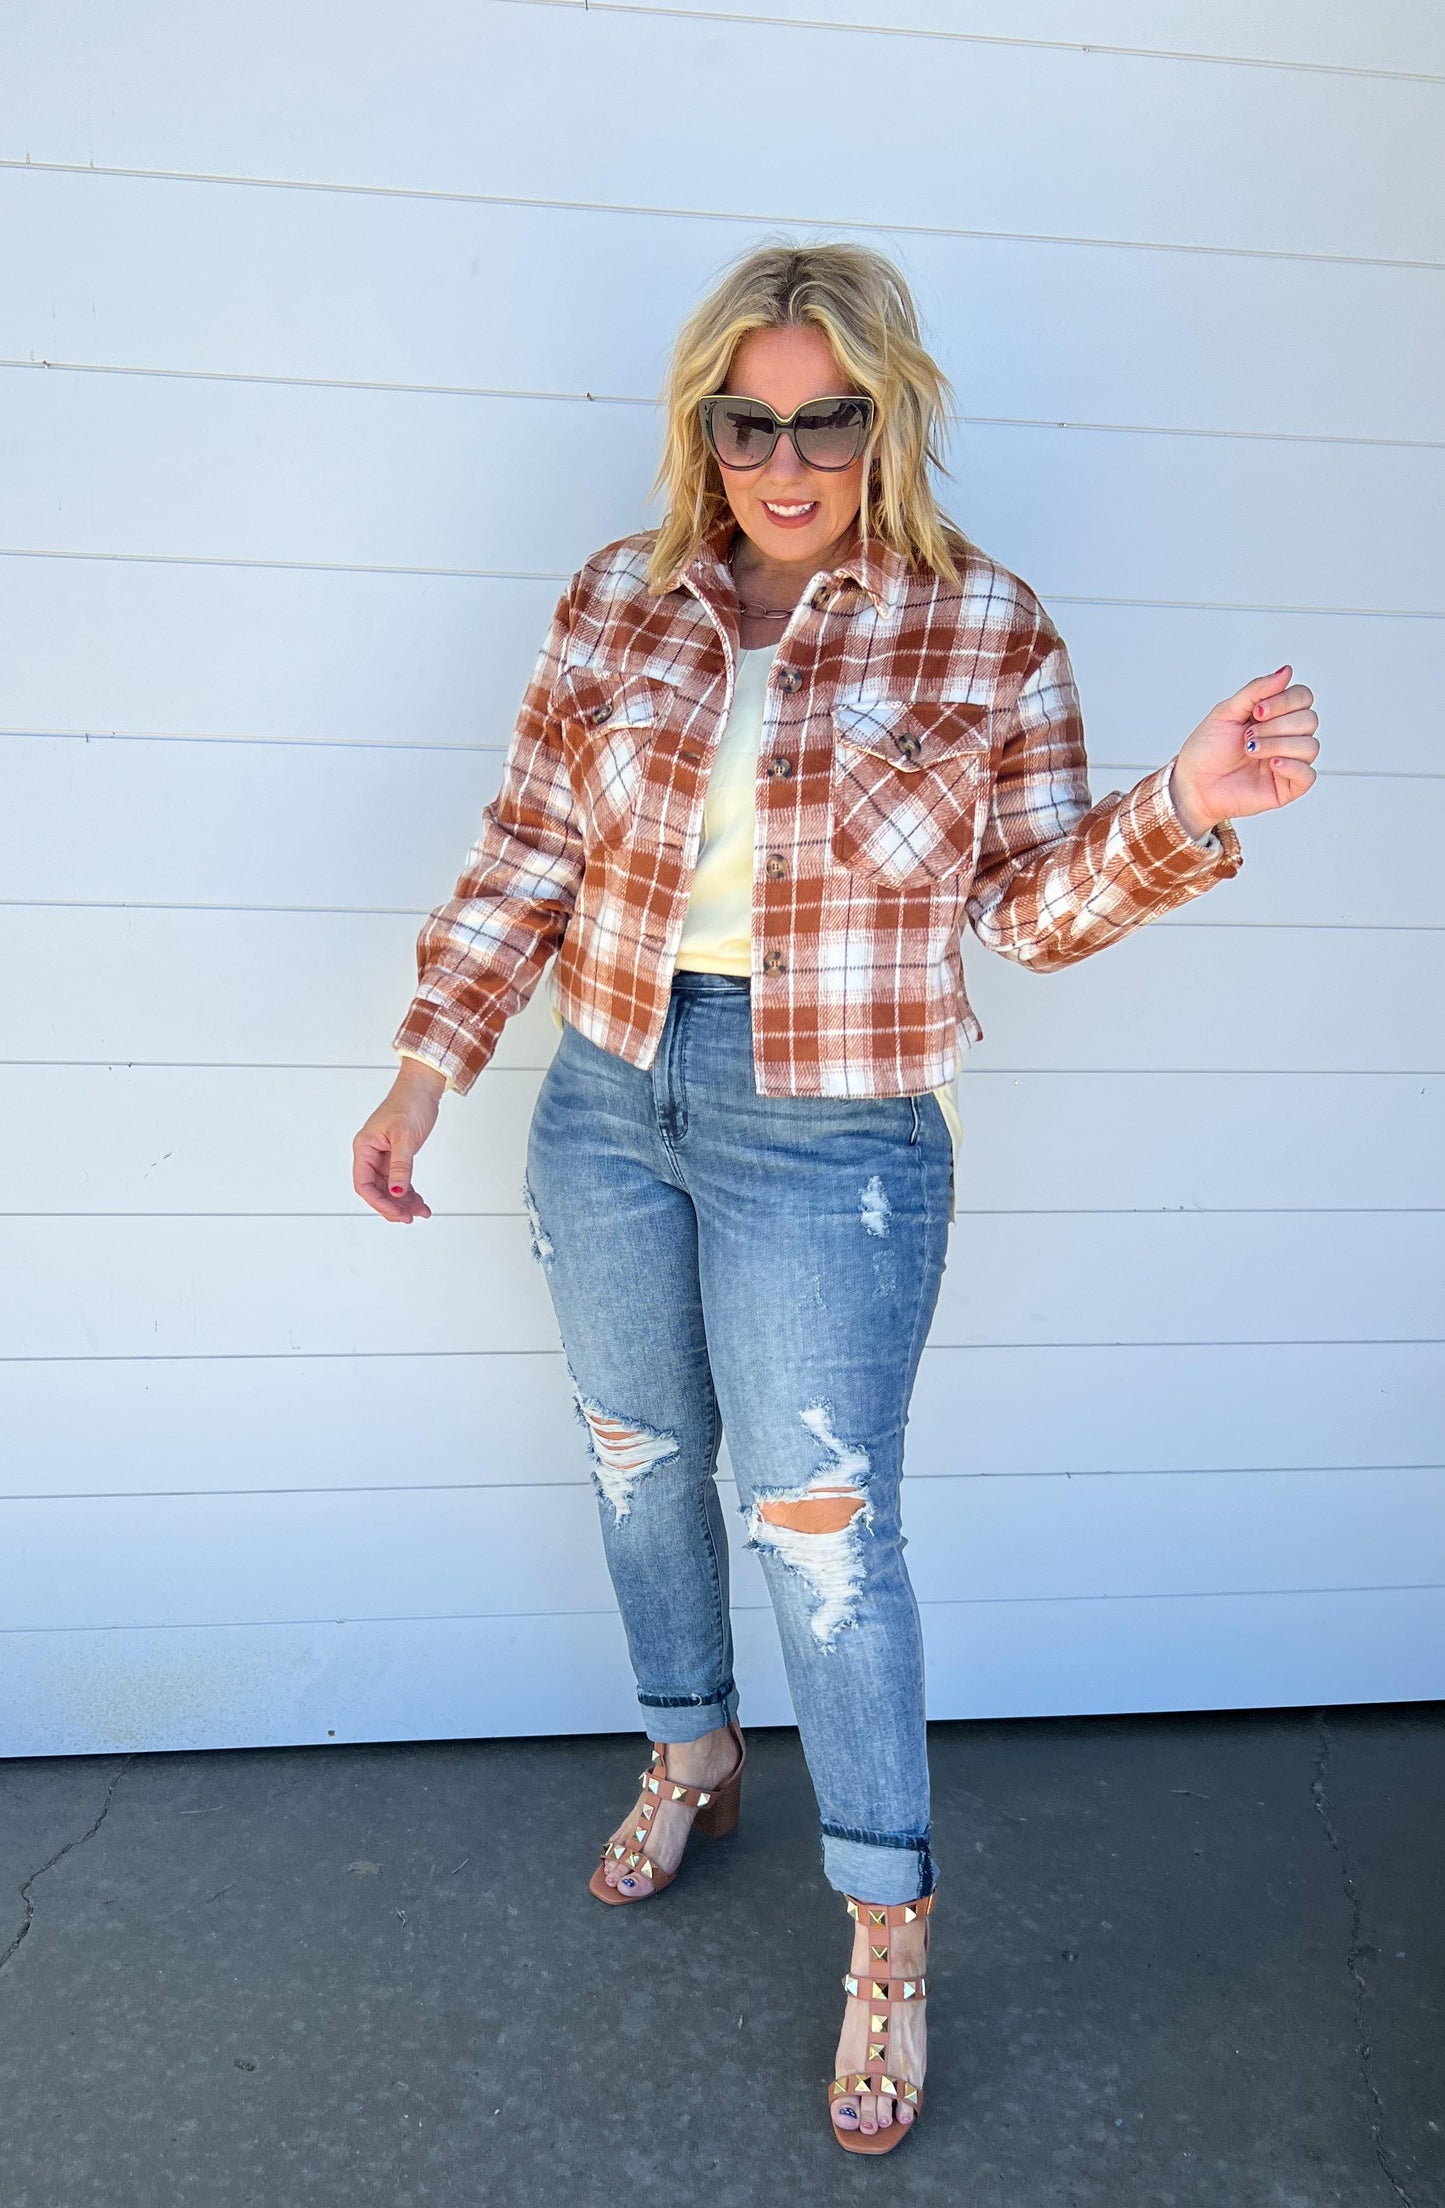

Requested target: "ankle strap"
[
  {"left": 844, "top": 1891, "right": 935, "bottom": 1927},
  {"left": 642, "top": 1720, "right": 745, "bottom": 1809},
  {"left": 638, "top": 1763, "right": 721, "bottom": 1812}
]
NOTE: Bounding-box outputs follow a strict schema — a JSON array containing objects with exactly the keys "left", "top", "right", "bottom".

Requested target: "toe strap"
[
  {"left": 829, "top": 2071, "right": 922, "bottom": 2106},
  {"left": 599, "top": 1839, "right": 660, "bottom": 1880}
]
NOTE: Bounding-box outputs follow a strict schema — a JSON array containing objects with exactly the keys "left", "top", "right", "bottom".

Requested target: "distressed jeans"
[{"left": 522, "top": 968, "right": 953, "bottom": 1902}]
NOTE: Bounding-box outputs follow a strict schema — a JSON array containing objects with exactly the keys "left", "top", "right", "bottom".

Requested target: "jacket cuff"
[
  {"left": 1121, "top": 760, "right": 1244, "bottom": 884},
  {"left": 390, "top": 1006, "right": 493, "bottom": 1096}
]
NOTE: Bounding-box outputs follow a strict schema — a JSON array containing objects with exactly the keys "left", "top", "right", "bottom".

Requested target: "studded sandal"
[
  {"left": 829, "top": 1889, "right": 934, "bottom": 2154},
  {"left": 587, "top": 1718, "right": 746, "bottom": 1905}
]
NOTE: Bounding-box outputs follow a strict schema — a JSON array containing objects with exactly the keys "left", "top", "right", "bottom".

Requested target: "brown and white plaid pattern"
[{"left": 392, "top": 513, "right": 1242, "bottom": 1098}]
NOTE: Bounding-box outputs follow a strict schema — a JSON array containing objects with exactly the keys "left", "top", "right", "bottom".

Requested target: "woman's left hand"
[{"left": 1168, "top": 664, "right": 1320, "bottom": 840}]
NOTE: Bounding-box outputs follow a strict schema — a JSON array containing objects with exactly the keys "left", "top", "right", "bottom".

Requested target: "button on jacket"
[{"left": 392, "top": 513, "right": 1243, "bottom": 1101}]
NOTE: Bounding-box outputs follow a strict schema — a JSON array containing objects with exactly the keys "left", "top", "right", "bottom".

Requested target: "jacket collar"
[{"left": 668, "top": 510, "right": 914, "bottom": 621}]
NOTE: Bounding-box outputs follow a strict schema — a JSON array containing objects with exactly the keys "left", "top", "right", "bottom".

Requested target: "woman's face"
[{"left": 715, "top": 324, "right": 867, "bottom": 572}]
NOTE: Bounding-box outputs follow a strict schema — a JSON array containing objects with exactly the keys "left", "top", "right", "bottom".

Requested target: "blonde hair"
[{"left": 647, "top": 236, "right": 969, "bottom": 594}]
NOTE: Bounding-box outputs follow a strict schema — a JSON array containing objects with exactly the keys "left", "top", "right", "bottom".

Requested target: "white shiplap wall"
[{"left": 2, "top": 1, "right": 1441, "bottom": 1756}]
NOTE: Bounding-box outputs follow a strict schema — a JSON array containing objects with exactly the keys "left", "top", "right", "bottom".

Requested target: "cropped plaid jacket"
[{"left": 392, "top": 513, "right": 1242, "bottom": 1098}]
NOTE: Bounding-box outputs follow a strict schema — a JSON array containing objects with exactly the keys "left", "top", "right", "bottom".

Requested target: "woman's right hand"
[{"left": 352, "top": 1059, "right": 447, "bottom": 1223}]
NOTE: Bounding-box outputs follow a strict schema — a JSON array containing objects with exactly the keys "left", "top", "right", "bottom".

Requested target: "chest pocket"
[
  {"left": 553, "top": 666, "right": 674, "bottom": 848},
  {"left": 829, "top": 696, "right": 992, "bottom": 886}
]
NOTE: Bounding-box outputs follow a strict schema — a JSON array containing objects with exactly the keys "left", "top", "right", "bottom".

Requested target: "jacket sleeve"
[
  {"left": 390, "top": 584, "right": 582, "bottom": 1094},
  {"left": 964, "top": 615, "right": 1243, "bottom": 971}
]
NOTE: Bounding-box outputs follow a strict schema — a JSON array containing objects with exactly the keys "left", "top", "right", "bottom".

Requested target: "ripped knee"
[
  {"left": 757, "top": 1490, "right": 865, "bottom": 1535},
  {"left": 747, "top": 1404, "right": 872, "bottom": 1648},
  {"left": 572, "top": 1384, "right": 679, "bottom": 1526}
]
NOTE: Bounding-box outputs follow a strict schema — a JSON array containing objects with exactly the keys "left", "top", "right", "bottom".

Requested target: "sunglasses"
[{"left": 698, "top": 392, "right": 875, "bottom": 472}]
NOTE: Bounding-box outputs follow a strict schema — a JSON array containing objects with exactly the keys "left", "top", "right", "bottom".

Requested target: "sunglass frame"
[{"left": 697, "top": 392, "right": 877, "bottom": 472}]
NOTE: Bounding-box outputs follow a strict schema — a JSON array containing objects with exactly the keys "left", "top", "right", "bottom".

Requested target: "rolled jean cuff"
[
  {"left": 636, "top": 1678, "right": 739, "bottom": 1743},
  {"left": 821, "top": 1824, "right": 938, "bottom": 1904}
]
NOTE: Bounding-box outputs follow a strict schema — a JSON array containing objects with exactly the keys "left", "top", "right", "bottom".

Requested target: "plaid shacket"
[{"left": 392, "top": 514, "right": 1243, "bottom": 1101}]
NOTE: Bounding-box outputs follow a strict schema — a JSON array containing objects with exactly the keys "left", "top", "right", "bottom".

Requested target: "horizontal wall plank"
[
  {"left": 962, "top": 922, "right": 1444, "bottom": 1074},
  {"left": 6, "top": 173, "right": 1440, "bottom": 444},
  {"left": 3, "top": 1466, "right": 1441, "bottom": 1632},
  {"left": 3, "top": 1583, "right": 1442, "bottom": 1758},
  {"left": 5, "top": 907, "right": 1435, "bottom": 1075},
  {"left": 0, "top": 558, "right": 561, "bottom": 753},
  {"left": 1, "top": 557, "right": 1431, "bottom": 775},
  {"left": 3, "top": 4, "right": 1437, "bottom": 261},
  {"left": 3, "top": 1339, "right": 1438, "bottom": 1498},
  {"left": 614, "top": 2, "right": 1445, "bottom": 75},
  {"left": 5, "top": 372, "right": 1442, "bottom": 612},
  {"left": 3, "top": 730, "right": 1427, "bottom": 928},
  {"left": 6, "top": 1066, "right": 1442, "bottom": 1217},
  {"left": 0, "top": 1211, "right": 1436, "bottom": 1360}
]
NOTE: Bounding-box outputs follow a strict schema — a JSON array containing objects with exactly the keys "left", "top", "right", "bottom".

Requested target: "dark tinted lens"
[
  {"left": 793, "top": 398, "right": 871, "bottom": 468},
  {"left": 709, "top": 402, "right": 779, "bottom": 466}
]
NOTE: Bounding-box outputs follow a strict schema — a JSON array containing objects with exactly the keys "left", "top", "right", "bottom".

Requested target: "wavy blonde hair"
[{"left": 647, "top": 236, "right": 969, "bottom": 594}]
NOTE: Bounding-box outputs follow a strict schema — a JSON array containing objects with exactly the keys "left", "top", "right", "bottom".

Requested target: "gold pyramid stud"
[
  {"left": 904, "top": 2085, "right": 918, "bottom": 2102},
  {"left": 697, "top": 1792, "right": 710, "bottom": 1806},
  {"left": 639, "top": 1858, "right": 653, "bottom": 1877},
  {"left": 871, "top": 1982, "right": 888, "bottom": 2000},
  {"left": 843, "top": 1975, "right": 858, "bottom": 1995},
  {"left": 903, "top": 1905, "right": 917, "bottom": 1921},
  {"left": 869, "top": 1909, "right": 887, "bottom": 1925},
  {"left": 870, "top": 2016, "right": 887, "bottom": 2034},
  {"left": 868, "top": 2044, "right": 886, "bottom": 2061},
  {"left": 648, "top": 1779, "right": 660, "bottom": 1794},
  {"left": 846, "top": 1900, "right": 858, "bottom": 1919},
  {"left": 853, "top": 2076, "right": 869, "bottom": 2094},
  {"left": 633, "top": 1829, "right": 647, "bottom": 1843},
  {"left": 671, "top": 1785, "right": 686, "bottom": 1801},
  {"left": 612, "top": 1844, "right": 625, "bottom": 1858},
  {"left": 833, "top": 2077, "right": 847, "bottom": 2093},
  {"left": 871, "top": 1946, "right": 888, "bottom": 1961},
  {"left": 902, "top": 1981, "right": 916, "bottom": 1998},
  {"left": 879, "top": 2077, "right": 896, "bottom": 2097}
]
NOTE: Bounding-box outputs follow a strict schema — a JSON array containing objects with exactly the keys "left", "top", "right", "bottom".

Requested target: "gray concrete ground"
[{"left": 1, "top": 1703, "right": 1441, "bottom": 2208}]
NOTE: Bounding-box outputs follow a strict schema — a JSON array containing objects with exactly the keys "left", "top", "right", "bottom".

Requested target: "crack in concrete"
[
  {"left": 1310, "top": 1711, "right": 1416, "bottom": 2208},
  {"left": 0, "top": 1755, "right": 138, "bottom": 1982}
]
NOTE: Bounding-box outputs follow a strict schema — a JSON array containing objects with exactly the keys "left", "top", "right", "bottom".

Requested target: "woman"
[{"left": 353, "top": 240, "right": 1318, "bottom": 2152}]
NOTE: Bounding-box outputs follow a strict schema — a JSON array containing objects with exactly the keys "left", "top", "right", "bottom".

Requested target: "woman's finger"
[
  {"left": 1266, "top": 760, "right": 1317, "bottom": 803},
  {"left": 353, "top": 1129, "right": 430, "bottom": 1222},
  {"left": 1226, "top": 664, "right": 1293, "bottom": 721},
  {"left": 1248, "top": 707, "right": 1318, "bottom": 740},
  {"left": 1243, "top": 729, "right": 1319, "bottom": 760},
  {"left": 1250, "top": 680, "right": 1312, "bottom": 722}
]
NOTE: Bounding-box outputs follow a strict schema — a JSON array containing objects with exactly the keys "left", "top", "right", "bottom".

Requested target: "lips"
[{"left": 761, "top": 500, "right": 820, "bottom": 529}]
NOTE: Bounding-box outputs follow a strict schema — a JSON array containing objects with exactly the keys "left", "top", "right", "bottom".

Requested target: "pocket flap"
[
  {"left": 555, "top": 665, "right": 670, "bottom": 731},
  {"left": 832, "top": 695, "right": 990, "bottom": 768}
]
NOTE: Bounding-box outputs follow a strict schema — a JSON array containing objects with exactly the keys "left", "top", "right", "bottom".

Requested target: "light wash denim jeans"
[{"left": 522, "top": 968, "right": 953, "bottom": 1902}]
